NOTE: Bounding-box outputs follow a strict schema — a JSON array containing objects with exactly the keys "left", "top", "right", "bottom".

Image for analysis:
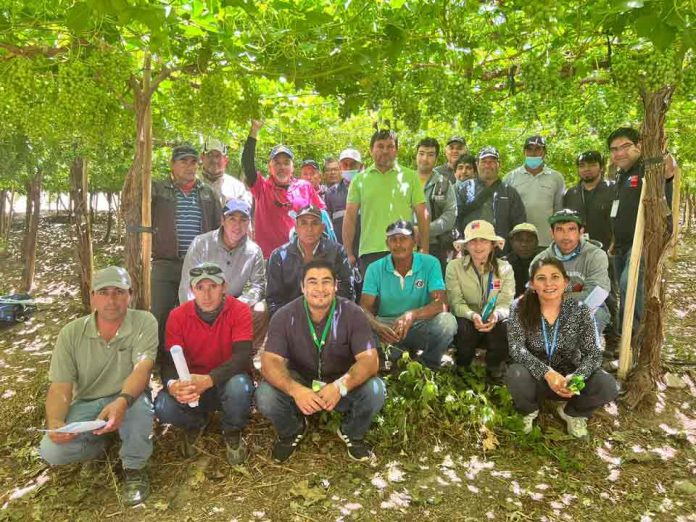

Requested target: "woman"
[
  {"left": 505, "top": 257, "right": 619, "bottom": 437},
  {"left": 446, "top": 220, "right": 515, "bottom": 382}
]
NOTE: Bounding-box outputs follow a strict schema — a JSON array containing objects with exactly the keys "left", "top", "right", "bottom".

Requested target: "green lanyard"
[{"left": 303, "top": 298, "right": 336, "bottom": 381}]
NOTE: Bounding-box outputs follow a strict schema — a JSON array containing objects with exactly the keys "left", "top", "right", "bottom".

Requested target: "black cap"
[
  {"left": 548, "top": 209, "right": 583, "bottom": 227},
  {"left": 269, "top": 145, "right": 294, "bottom": 161},
  {"left": 447, "top": 136, "right": 467, "bottom": 146},
  {"left": 301, "top": 159, "right": 320, "bottom": 170},
  {"left": 171, "top": 144, "right": 199, "bottom": 161},
  {"left": 524, "top": 135, "right": 546, "bottom": 149},
  {"left": 576, "top": 150, "right": 604, "bottom": 166},
  {"left": 386, "top": 219, "right": 415, "bottom": 237},
  {"left": 295, "top": 205, "right": 323, "bottom": 220}
]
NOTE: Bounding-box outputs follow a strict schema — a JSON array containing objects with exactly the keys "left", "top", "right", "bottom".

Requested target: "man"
[
  {"left": 300, "top": 159, "right": 327, "bottom": 200},
  {"left": 416, "top": 137, "right": 457, "bottom": 274},
  {"left": 155, "top": 262, "right": 254, "bottom": 465},
  {"left": 505, "top": 223, "right": 543, "bottom": 297},
  {"left": 360, "top": 220, "right": 457, "bottom": 371},
  {"left": 563, "top": 151, "right": 614, "bottom": 251},
  {"left": 267, "top": 205, "right": 354, "bottom": 316},
  {"left": 456, "top": 146, "right": 526, "bottom": 254},
  {"left": 40, "top": 267, "right": 156, "bottom": 505},
  {"left": 151, "top": 144, "right": 221, "bottom": 361},
  {"left": 435, "top": 136, "right": 468, "bottom": 182},
  {"left": 343, "top": 129, "right": 430, "bottom": 274},
  {"left": 607, "top": 127, "right": 675, "bottom": 337},
  {"left": 532, "top": 209, "right": 612, "bottom": 333},
  {"left": 256, "top": 259, "right": 385, "bottom": 462},
  {"left": 242, "top": 120, "right": 325, "bottom": 259},
  {"left": 200, "top": 138, "right": 252, "bottom": 207},
  {"left": 504, "top": 135, "right": 565, "bottom": 247},
  {"left": 323, "top": 156, "right": 342, "bottom": 188},
  {"left": 454, "top": 154, "right": 477, "bottom": 182},
  {"left": 325, "top": 148, "right": 363, "bottom": 247},
  {"left": 179, "top": 199, "right": 268, "bottom": 353}
]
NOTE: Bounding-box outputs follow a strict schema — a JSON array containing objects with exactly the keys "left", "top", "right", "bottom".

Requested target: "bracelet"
[{"left": 117, "top": 392, "right": 135, "bottom": 408}]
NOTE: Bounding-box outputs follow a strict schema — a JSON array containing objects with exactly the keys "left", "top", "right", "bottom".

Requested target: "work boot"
[
  {"left": 224, "top": 430, "right": 248, "bottom": 466},
  {"left": 122, "top": 468, "right": 150, "bottom": 506}
]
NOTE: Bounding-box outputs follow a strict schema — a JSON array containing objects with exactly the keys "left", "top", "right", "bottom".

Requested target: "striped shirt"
[{"left": 176, "top": 187, "right": 203, "bottom": 257}]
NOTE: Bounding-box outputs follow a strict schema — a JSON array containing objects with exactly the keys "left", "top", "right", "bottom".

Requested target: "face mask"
[
  {"left": 341, "top": 170, "right": 359, "bottom": 182},
  {"left": 524, "top": 156, "right": 544, "bottom": 170}
]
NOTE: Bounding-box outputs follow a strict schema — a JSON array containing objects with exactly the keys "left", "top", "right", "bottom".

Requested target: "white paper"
[
  {"left": 170, "top": 345, "right": 199, "bottom": 408},
  {"left": 41, "top": 420, "right": 107, "bottom": 434},
  {"left": 583, "top": 286, "right": 609, "bottom": 314}
]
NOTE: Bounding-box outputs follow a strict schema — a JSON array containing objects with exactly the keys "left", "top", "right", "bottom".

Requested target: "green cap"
[
  {"left": 92, "top": 266, "right": 131, "bottom": 291},
  {"left": 548, "top": 209, "right": 583, "bottom": 227},
  {"left": 189, "top": 262, "right": 225, "bottom": 287}
]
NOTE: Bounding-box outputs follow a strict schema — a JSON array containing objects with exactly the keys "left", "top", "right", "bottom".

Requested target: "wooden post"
[
  {"left": 69, "top": 157, "right": 94, "bottom": 312},
  {"left": 670, "top": 164, "right": 681, "bottom": 261},
  {"left": 141, "top": 57, "right": 153, "bottom": 312},
  {"left": 618, "top": 181, "right": 646, "bottom": 380}
]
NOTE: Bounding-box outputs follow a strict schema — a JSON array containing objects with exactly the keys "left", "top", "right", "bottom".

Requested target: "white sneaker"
[
  {"left": 557, "top": 405, "right": 588, "bottom": 438},
  {"left": 522, "top": 410, "right": 539, "bottom": 434}
]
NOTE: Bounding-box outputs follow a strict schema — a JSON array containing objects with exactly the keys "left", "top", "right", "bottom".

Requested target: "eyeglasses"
[
  {"left": 189, "top": 265, "right": 223, "bottom": 277},
  {"left": 609, "top": 142, "right": 635, "bottom": 154}
]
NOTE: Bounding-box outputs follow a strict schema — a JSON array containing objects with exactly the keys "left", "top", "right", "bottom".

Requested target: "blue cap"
[
  {"left": 223, "top": 198, "right": 251, "bottom": 218},
  {"left": 269, "top": 145, "right": 294, "bottom": 161}
]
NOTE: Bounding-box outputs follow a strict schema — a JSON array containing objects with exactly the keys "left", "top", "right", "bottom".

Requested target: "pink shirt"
[{"left": 250, "top": 174, "right": 325, "bottom": 258}]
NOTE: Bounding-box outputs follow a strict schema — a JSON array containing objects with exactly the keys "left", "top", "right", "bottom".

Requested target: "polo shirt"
[
  {"left": 346, "top": 163, "right": 426, "bottom": 256},
  {"left": 175, "top": 186, "right": 203, "bottom": 257},
  {"left": 49, "top": 310, "right": 158, "bottom": 402},
  {"left": 250, "top": 175, "right": 325, "bottom": 259},
  {"left": 504, "top": 165, "right": 565, "bottom": 247},
  {"left": 362, "top": 253, "right": 445, "bottom": 318},
  {"left": 266, "top": 297, "right": 375, "bottom": 382},
  {"left": 165, "top": 296, "right": 253, "bottom": 376}
]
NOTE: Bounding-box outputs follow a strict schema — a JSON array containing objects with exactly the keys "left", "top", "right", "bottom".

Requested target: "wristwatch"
[
  {"left": 117, "top": 392, "right": 135, "bottom": 408},
  {"left": 334, "top": 378, "right": 348, "bottom": 397}
]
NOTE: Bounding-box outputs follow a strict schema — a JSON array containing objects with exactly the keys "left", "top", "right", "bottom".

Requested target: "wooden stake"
[
  {"left": 141, "top": 56, "right": 153, "bottom": 311},
  {"left": 618, "top": 181, "right": 646, "bottom": 379},
  {"left": 669, "top": 164, "right": 681, "bottom": 261}
]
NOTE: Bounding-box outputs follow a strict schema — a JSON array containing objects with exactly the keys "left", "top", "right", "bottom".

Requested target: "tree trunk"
[
  {"left": 622, "top": 85, "right": 675, "bottom": 410},
  {"left": 103, "top": 191, "right": 113, "bottom": 243},
  {"left": 69, "top": 157, "right": 94, "bottom": 312},
  {"left": 20, "top": 171, "right": 42, "bottom": 292}
]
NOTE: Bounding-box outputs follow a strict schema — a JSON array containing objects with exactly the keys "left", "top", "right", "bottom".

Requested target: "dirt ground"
[{"left": 0, "top": 214, "right": 694, "bottom": 522}]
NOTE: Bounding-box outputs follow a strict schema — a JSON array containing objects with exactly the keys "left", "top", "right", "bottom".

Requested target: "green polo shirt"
[
  {"left": 362, "top": 253, "right": 445, "bottom": 318},
  {"left": 347, "top": 163, "right": 426, "bottom": 256},
  {"left": 49, "top": 309, "right": 158, "bottom": 402}
]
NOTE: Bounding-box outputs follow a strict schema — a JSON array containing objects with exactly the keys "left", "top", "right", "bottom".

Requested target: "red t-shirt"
[
  {"left": 250, "top": 175, "right": 325, "bottom": 259},
  {"left": 165, "top": 296, "right": 253, "bottom": 375}
]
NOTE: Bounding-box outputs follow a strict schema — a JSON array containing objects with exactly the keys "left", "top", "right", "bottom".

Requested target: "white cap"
[
  {"left": 204, "top": 138, "right": 227, "bottom": 154},
  {"left": 339, "top": 148, "right": 362, "bottom": 163}
]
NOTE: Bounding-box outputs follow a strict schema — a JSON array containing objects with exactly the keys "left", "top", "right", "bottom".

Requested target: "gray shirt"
[
  {"left": 179, "top": 229, "right": 266, "bottom": 306},
  {"left": 503, "top": 165, "right": 565, "bottom": 246}
]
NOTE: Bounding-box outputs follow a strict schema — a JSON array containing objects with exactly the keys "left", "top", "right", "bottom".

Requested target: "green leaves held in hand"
[{"left": 568, "top": 374, "right": 586, "bottom": 395}]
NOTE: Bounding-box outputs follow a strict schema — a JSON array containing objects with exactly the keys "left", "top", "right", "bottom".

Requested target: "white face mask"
[{"left": 341, "top": 170, "right": 359, "bottom": 182}]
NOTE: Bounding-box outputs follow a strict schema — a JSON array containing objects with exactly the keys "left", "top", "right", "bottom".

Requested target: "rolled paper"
[{"left": 170, "top": 345, "right": 199, "bottom": 408}]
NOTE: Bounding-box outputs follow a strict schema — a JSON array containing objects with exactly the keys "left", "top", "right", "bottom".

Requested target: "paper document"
[
  {"left": 582, "top": 286, "right": 609, "bottom": 314},
  {"left": 40, "top": 420, "right": 107, "bottom": 434}
]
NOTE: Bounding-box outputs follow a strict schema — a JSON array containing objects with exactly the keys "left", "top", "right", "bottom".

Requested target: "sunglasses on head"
[{"left": 189, "top": 265, "right": 223, "bottom": 277}]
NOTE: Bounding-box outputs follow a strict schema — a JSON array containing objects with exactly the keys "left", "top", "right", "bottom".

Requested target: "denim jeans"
[
  {"left": 378, "top": 312, "right": 457, "bottom": 370},
  {"left": 255, "top": 373, "right": 386, "bottom": 440},
  {"left": 614, "top": 248, "right": 644, "bottom": 336},
  {"left": 39, "top": 392, "right": 154, "bottom": 470},
  {"left": 154, "top": 373, "right": 254, "bottom": 432}
]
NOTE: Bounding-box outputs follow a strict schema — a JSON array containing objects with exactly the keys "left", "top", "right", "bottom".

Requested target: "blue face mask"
[
  {"left": 341, "top": 170, "right": 359, "bottom": 182},
  {"left": 524, "top": 156, "right": 544, "bottom": 170}
]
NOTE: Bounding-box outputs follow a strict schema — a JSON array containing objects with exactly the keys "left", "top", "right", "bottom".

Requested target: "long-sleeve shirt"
[
  {"left": 179, "top": 229, "right": 266, "bottom": 307},
  {"left": 507, "top": 298, "right": 602, "bottom": 381},
  {"left": 423, "top": 171, "right": 457, "bottom": 243}
]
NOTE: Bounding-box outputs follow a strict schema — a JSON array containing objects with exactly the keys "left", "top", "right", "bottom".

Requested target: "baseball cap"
[
  {"left": 339, "top": 148, "right": 362, "bottom": 163},
  {"left": 92, "top": 266, "right": 131, "bottom": 291},
  {"left": 548, "top": 209, "right": 583, "bottom": 227},
  {"left": 385, "top": 219, "right": 415, "bottom": 237},
  {"left": 295, "top": 205, "right": 323, "bottom": 220},
  {"left": 301, "top": 159, "right": 320, "bottom": 170},
  {"left": 478, "top": 146, "right": 500, "bottom": 160},
  {"left": 223, "top": 198, "right": 251, "bottom": 218},
  {"left": 204, "top": 138, "right": 227, "bottom": 154},
  {"left": 171, "top": 144, "right": 199, "bottom": 161},
  {"left": 524, "top": 135, "right": 546, "bottom": 149},
  {"left": 447, "top": 136, "right": 467, "bottom": 146},
  {"left": 509, "top": 223, "right": 539, "bottom": 238},
  {"left": 269, "top": 145, "right": 294, "bottom": 161},
  {"left": 576, "top": 150, "right": 603, "bottom": 166},
  {"left": 189, "top": 262, "right": 225, "bottom": 287}
]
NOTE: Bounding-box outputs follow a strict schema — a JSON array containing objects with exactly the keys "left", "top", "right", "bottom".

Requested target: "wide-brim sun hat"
[{"left": 453, "top": 220, "right": 505, "bottom": 251}]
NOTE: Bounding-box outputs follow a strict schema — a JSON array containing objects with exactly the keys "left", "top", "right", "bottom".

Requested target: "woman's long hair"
[
  {"left": 464, "top": 243, "right": 500, "bottom": 277},
  {"left": 517, "top": 257, "right": 569, "bottom": 333}
]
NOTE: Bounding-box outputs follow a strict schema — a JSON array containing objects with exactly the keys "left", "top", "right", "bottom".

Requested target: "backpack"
[{"left": 0, "top": 293, "right": 37, "bottom": 323}]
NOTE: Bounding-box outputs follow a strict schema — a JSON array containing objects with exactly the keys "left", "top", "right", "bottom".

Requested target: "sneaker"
[
  {"left": 337, "top": 428, "right": 375, "bottom": 462},
  {"left": 122, "top": 468, "right": 150, "bottom": 506},
  {"left": 556, "top": 405, "right": 589, "bottom": 438},
  {"left": 178, "top": 426, "right": 204, "bottom": 459},
  {"left": 522, "top": 410, "right": 539, "bottom": 434},
  {"left": 271, "top": 418, "right": 308, "bottom": 463},
  {"left": 224, "top": 430, "right": 248, "bottom": 466}
]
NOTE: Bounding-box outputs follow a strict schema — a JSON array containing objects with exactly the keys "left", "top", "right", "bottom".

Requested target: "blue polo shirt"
[{"left": 362, "top": 253, "right": 445, "bottom": 318}]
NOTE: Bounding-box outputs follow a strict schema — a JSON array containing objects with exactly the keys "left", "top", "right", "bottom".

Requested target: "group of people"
[{"left": 39, "top": 123, "right": 675, "bottom": 505}]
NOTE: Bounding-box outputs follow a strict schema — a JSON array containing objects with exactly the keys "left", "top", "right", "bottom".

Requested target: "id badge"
[
  {"left": 610, "top": 200, "right": 620, "bottom": 218},
  {"left": 311, "top": 379, "right": 326, "bottom": 392}
]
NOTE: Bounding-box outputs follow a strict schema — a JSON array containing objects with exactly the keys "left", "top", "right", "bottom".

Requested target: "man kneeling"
[
  {"left": 256, "top": 259, "right": 385, "bottom": 463},
  {"left": 40, "top": 266, "right": 157, "bottom": 506},
  {"left": 155, "top": 262, "right": 254, "bottom": 465}
]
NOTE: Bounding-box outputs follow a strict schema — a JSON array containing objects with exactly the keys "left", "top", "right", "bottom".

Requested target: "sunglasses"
[{"left": 189, "top": 265, "right": 223, "bottom": 277}]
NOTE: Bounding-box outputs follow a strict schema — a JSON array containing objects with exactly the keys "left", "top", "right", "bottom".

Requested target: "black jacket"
[{"left": 563, "top": 179, "right": 615, "bottom": 251}]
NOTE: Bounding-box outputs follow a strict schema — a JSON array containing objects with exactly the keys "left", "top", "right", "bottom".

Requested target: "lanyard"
[
  {"left": 472, "top": 263, "right": 494, "bottom": 306},
  {"left": 541, "top": 317, "right": 561, "bottom": 360},
  {"left": 303, "top": 298, "right": 336, "bottom": 380}
]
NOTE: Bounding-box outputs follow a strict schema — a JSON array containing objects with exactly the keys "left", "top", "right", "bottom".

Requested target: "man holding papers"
[
  {"left": 531, "top": 209, "right": 612, "bottom": 335},
  {"left": 155, "top": 262, "right": 254, "bottom": 466},
  {"left": 40, "top": 266, "right": 157, "bottom": 506}
]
